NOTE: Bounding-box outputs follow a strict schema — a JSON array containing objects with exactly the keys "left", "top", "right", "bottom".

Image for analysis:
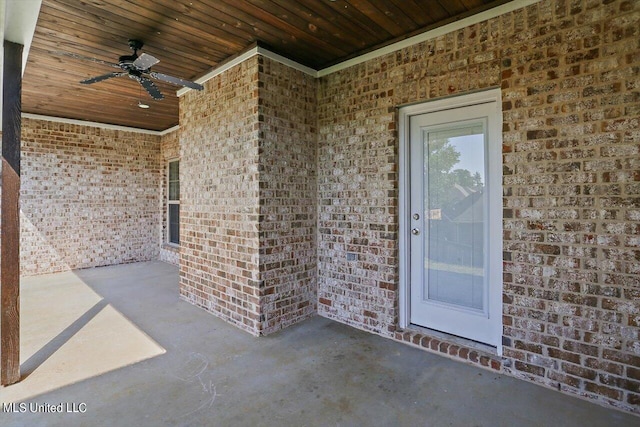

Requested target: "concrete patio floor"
[{"left": 0, "top": 261, "right": 636, "bottom": 427}]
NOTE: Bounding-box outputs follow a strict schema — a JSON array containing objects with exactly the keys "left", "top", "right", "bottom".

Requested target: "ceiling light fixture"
[{"left": 138, "top": 85, "right": 150, "bottom": 108}]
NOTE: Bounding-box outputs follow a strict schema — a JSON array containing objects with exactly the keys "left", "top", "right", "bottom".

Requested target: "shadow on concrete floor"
[{"left": 1, "top": 261, "right": 636, "bottom": 427}]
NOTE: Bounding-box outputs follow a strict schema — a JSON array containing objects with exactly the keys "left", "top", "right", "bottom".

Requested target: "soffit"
[{"left": 23, "top": 0, "right": 513, "bottom": 131}]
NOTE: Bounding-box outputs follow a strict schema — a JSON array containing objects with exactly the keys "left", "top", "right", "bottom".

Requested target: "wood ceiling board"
[
  {"left": 96, "top": 0, "right": 251, "bottom": 52},
  {"left": 461, "top": 0, "right": 491, "bottom": 8},
  {"left": 318, "top": 0, "right": 395, "bottom": 43},
  {"left": 363, "top": 0, "right": 422, "bottom": 30},
  {"left": 267, "top": 0, "right": 369, "bottom": 49},
  {"left": 261, "top": 0, "right": 369, "bottom": 52},
  {"left": 45, "top": 1, "right": 226, "bottom": 72},
  {"left": 187, "top": 0, "right": 334, "bottom": 67},
  {"left": 436, "top": 0, "right": 468, "bottom": 15},
  {"left": 22, "top": 96, "right": 178, "bottom": 131},
  {"left": 388, "top": 0, "right": 449, "bottom": 26},
  {"left": 346, "top": 0, "right": 408, "bottom": 37},
  {"left": 219, "top": 0, "right": 349, "bottom": 61},
  {"left": 163, "top": 0, "right": 249, "bottom": 32}
]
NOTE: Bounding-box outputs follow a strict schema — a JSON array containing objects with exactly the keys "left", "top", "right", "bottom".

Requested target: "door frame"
[{"left": 398, "top": 88, "right": 503, "bottom": 353}]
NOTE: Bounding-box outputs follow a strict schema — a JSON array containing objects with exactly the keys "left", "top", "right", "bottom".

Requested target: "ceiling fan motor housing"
[
  {"left": 119, "top": 54, "right": 139, "bottom": 69},
  {"left": 127, "top": 39, "right": 144, "bottom": 52},
  {"left": 119, "top": 39, "right": 144, "bottom": 68}
]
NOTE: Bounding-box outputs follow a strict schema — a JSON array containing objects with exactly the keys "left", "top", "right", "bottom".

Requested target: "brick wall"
[
  {"left": 178, "top": 58, "right": 263, "bottom": 335},
  {"left": 257, "top": 57, "right": 317, "bottom": 334},
  {"left": 159, "top": 128, "right": 180, "bottom": 265},
  {"left": 500, "top": 0, "right": 639, "bottom": 412},
  {"left": 178, "top": 55, "right": 318, "bottom": 336},
  {"left": 317, "top": 0, "right": 639, "bottom": 414},
  {"left": 20, "top": 117, "right": 161, "bottom": 275}
]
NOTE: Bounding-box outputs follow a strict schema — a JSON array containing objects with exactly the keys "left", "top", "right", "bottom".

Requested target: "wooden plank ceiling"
[{"left": 23, "top": 0, "right": 510, "bottom": 131}]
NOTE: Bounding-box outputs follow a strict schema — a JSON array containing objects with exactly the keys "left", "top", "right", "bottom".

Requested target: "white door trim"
[{"left": 398, "top": 88, "right": 503, "bottom": 354}]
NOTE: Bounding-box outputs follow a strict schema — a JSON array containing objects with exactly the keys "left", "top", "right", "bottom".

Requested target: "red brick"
[
  {"left": 548, "top": 371, "right": 582, "bottom": 389},
  {"left": 585, "top": 382, "right": 623, "bottom": 401},
  {"left": 514, "top": 361, "right": 545, "bottom": 377},
  {"left": 420, "top": 336, "right": 432, "bottom": 348},
  {"left": 561, "top": 362, "right": 597, "bottom": 380}
]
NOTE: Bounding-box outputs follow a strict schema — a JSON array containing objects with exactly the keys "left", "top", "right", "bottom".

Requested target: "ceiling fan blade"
[
  {"left": 135, "top": 76, "right": 164, "bottom": 100},
  {"left": 133, "top": 53, "right": 160, "bottom": 70},
  {"left": 150, "top": 72, "right": 203, "bottom": 90},
  {"left": 53, "top": 51, "right": 121, "bottom": 69},
  {"left": 81, "top": 72, "right": 127, "bottom": 84}
]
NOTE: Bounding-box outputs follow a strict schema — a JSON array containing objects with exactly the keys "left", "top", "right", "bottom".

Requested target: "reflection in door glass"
[{"left": 424, "top": 122, "right": 485, "bottom": 310}]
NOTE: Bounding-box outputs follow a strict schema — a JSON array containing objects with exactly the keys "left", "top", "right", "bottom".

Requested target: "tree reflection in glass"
[{"left": 423, "top": 122, "right": 486, "bottom": 310}]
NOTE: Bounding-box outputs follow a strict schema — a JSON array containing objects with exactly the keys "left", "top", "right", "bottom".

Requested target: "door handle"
[{"left": 411, "top": 228, "right": 420, "bottom": 235}]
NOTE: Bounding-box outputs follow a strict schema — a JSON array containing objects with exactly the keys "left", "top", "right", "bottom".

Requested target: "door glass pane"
[{"left": 424, "top": 122, "right": 485, "bottom": 310}]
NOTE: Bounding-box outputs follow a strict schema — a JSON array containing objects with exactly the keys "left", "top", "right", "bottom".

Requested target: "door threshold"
[{"left": 405, "top": 324, "right": 500, "bottom": 357}]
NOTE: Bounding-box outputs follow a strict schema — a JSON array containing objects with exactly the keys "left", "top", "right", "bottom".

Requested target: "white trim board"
[
  {"left": 22, "top": 113, "right": 178, "bottom": 136},
  {"left": 176, "top": 47, "right": 259, "bottom": 98},
  {"left": 4, "top": 0, "right": 42, "bottom": 74},
  {"left": 176, "top": 45, "right": 316, "bottom": 97},
  {"left": 257, "top": 46, "right": 317, "bottom": 77},
  {"left": 1, "top": 0, "right": 43, "bottom": 128}
]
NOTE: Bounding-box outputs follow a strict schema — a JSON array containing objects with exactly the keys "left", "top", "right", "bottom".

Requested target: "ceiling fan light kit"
[{"left": 76, "top": 39, "right": 203, "bottom": 101}]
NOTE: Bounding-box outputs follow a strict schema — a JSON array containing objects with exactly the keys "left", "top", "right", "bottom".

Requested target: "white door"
[{"left": 405, "top": 93, "right": 502, "bottom": 348}]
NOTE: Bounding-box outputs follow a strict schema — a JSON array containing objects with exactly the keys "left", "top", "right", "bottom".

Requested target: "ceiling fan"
[{"left": 61, "top": 39, "right": 203, "bottom": 100}]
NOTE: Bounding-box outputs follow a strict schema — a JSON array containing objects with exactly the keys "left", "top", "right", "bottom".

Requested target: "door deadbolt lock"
[
  {"left": 413, "top": 213, "right": 420, "bottom": 220},
  {"left": 411, "top": 228, "right": 420, "bottom": 235}
]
